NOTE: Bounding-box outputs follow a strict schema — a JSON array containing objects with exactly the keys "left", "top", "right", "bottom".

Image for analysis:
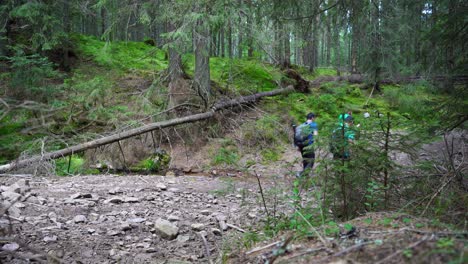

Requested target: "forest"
[{"left": 0, "top": 0, "right": 467, "bottom": 263}]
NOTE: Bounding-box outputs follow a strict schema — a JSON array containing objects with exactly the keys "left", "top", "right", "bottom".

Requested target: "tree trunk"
[
  {"left": 247, "top": 0, "right": 254, "bottom": 58},
  {"left": 0, "top": 16, "right": 8, "bottom": 57},
  {"left": 220, "top": 27, "right": 225, "bottom": 57},
  {"left": 0, "top": 87, "right": 296, "bottom": 173},
  {"left": 283, "top": 28, "right": 291, "bottom": 68},
  {"left": 62, "top": 0, "right": 71, "bottom": 72},
  {"left": 228, "top": 19, "right": 233, "bottom": 58},
  {"left": 194, "top": 11, "right": 211, "bottom": 107},
  {"left": 101, "top": 7, "right": 106, "bottom": 35},
  {"left": 168, "top": 23, "right": 184, "bottom": 83}
]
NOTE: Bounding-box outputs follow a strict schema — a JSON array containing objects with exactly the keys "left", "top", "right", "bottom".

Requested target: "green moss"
[
  {"left": 131, "top": 152, "right": 171, "bottom": 173},
  {"left": 55, "top": 155, "right": 85, "bottom": 176},
  {"left": 212, "top": 147, "right": 239, "bottom": 166},
  {"left": 73, "top": 34, "right": 167, "bottom": 73}
]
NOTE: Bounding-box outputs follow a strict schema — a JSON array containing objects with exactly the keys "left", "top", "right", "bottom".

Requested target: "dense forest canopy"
[{"left": 1, "top": 0, "right": 466, "bottom": 79}]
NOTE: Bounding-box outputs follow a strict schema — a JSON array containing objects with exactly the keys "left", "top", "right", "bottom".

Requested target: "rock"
[
  {"left": 109, "top": 188, "right": 122, "bottom": 195},
  {"left": 14, "top": 202, "right": 26, "bottom": 209},
  {"left": 168, "top": 188, "right": 180, "bottom": 193},
  {"left": 48, "top": 249, "right": 65, "bottom": 258},
  {"left": 89, "top": 213, "right": 99, "bottom": 222},
  {"left": 165, "top": 171, "right": 175, "bottom": 177},
  {"left": 124, "top": 197, "right": 140, "bottom": 203},
  {"left": 104, "top": 197, "right": 124, "bottom": 204},
  {"left": 145, "top": 247, "right": 158, "bottom": 253},
  {"left": 74, "top": 215, "right": 87, "bottom": 223},
  {"left": 2, "top": 191, "right": 21, "bottom": 201},
  {"left": 2, "top": 243, "right": 20, "bottom": 251},
  {"left": 248, "top": 212, "right": 256, "bottom": 219},
  {"left": 177, "top": 235, "right": 190, "bottom": 243},
  {"left": 127, "top": 218, "right": 146, "bottom": 223},
  {"left": 107, "top": 230, "right": 122, "bottom": 236},
  {"left": 167, "top": 179, "right": 176, "bottom": 184},
  {"left": 70, "top": 193, "right": 92, "bottom": 199},
  {"left": 200, "top": 210, "right": 211, "bottom": 216},
  {"left": 218, "top": 220, "right": 228, "bottom": 231},
  {"left": 48, "top": 212, "right": 57, "bottom": 222},
  {"left": 168, "top": 215, "right": 180, "bottom": 222},
  {"left": 211, "top": 228, "right": 222, "bottom": 236},
  {"left": 8, "top": 206, "right": 21, "bottom": 218},
  {"left": 120, "top": 223, "right": 132, "bottom": 231},
  {"left": 215, "top": 214, "right": 227, "bottom": 222},
  {"left": 156, "top": 183, "right": 167, "bottom": 190},
  {"left": 87, "top": 228, "right": 96, "bottom": 234},
  {"left": 43, "top": 235, "right": 58, "bottom": 242},
  {"left": 190, "top": 223, "right": 205, "bottom": 231},
  {"left": 154, "top": 218, "right": 179, "bottom": 240}
]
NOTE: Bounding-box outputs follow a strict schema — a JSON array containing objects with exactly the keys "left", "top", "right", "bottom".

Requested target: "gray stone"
[
  {"left": 70, "top": 193, "right": 92, "bottom": 199},
  {"left": 74, "top": 215, "right": 87, "bottom": 223},
  {"left": 48, "top": 212, "right": 57, "bottom": 222},
  {"left": 211, "top": 228, "right": 222, "bottom": 236},
  {"left": 2, "top": 191, "right": 21, "bottom": 201},
  {"left": 87, "top": 228, "right": 96, "bottom": 234},
  {"left": 127, "top": 218, "right": 146, "bottom": 223},
  {"left": 2, "top": 242, "right": 19, "bottom": 251},
  {"left": 109, "top": 188, "right": 122, "bottom": 195},
  {"left": 156, "top": 183, "right": 167, "bottom": 190},
  {"left": 190, "top": 223, "right": 204, "bottom": 231},
  {"left": 43, "top": 235, "right": 58, "bottom": 242},
  {"left": 200, "top": 210, "right": 211, "bottom": 216},
  {"left": 168, "top": 215, "right": 180, "bottom": 222},
  {"left": 215, "top": 214, "right": 227, "bottom": 222},
  {"left": 124, "top": 197, "right": 140, "bottom": 203},
  {"left": 14, "top": 202, "right": 26, "bottom": 209},
  {"left": 104, "top": 197, "right": 124, "bottom": 204},
  {"left": 177, "top": 235, "right": 190, "bottom": 243},
  {"left": 120, "top": 223, "right": 132, "bottom": 231},
  {"left": 154, "top": 218, "right": 179, "bottom": 240},
  {"left": 168, "top": 188, "right": 180, "bottom": 193},
  {"left": 107, "top": 230, "right": 122, "bottom": 236}
]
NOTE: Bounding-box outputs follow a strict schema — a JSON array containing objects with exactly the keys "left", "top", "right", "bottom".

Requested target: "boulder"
[{"left": 154, "top": 218, "right": 179, "bottom": 240}]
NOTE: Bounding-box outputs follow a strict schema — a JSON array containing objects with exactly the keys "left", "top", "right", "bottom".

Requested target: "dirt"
[{"left": 0, "top": 174, "right": 275, "bottom": 263}]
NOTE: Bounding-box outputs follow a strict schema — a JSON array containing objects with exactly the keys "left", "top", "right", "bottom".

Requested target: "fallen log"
[{"left": 0, "top": 86, "right": 295, "bottom": 173}]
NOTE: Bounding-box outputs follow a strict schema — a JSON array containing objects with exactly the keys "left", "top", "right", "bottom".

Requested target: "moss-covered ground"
[{"left": 0, "top": 35, "right": 446, "bottom": 173}]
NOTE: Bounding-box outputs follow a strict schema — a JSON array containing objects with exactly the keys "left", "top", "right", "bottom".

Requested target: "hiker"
[
  {"left": 330, "top": 114, "right": 355, "bottom": 160},
  {"left": 294, "top": 113, "right": 319, "bottom": 176}
]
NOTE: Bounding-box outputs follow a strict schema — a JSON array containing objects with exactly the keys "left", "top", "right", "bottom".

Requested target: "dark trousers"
[{"left": 301, "top": 147, "right": 315, "bottom": 172}]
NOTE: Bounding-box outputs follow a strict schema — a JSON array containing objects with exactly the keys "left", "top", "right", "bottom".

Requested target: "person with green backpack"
[
  {"left": 293, "top": 113, "right": 319, "bottom": 176},
  {"left": 329, "top": 113, "right": 356, "bottom": 160}
]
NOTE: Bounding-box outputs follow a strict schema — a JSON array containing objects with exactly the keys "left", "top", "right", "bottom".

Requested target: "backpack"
[{"left": 294, "top": 123, "right": 314, "bottom": 148}]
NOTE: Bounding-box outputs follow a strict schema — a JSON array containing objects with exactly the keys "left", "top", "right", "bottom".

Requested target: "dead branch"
[
  {"left": 226, "top": 223, "right": 246, "bottom": 233},
  {"left": 0, "top": 86, "right": 295, "bottom": 173},
  {"left": 246, "top": 241, "right": 282, "bottom": 255},
  {"left": 197, "top": 232, "right": 213, "bottom": 264}
]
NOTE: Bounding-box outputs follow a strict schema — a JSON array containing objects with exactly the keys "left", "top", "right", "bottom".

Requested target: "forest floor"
[{"left": 1, "top": 136, "right": 466, "bottom": 263}]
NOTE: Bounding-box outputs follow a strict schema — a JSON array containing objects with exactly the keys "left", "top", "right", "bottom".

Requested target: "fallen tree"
[{"left": 0, "top": 86, "right": 296, "bottom": 173}]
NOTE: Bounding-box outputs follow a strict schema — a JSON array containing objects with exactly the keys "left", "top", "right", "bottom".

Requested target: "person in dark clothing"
[{"left": 294, "top": 113, "right": 319, "bottom": 176}]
